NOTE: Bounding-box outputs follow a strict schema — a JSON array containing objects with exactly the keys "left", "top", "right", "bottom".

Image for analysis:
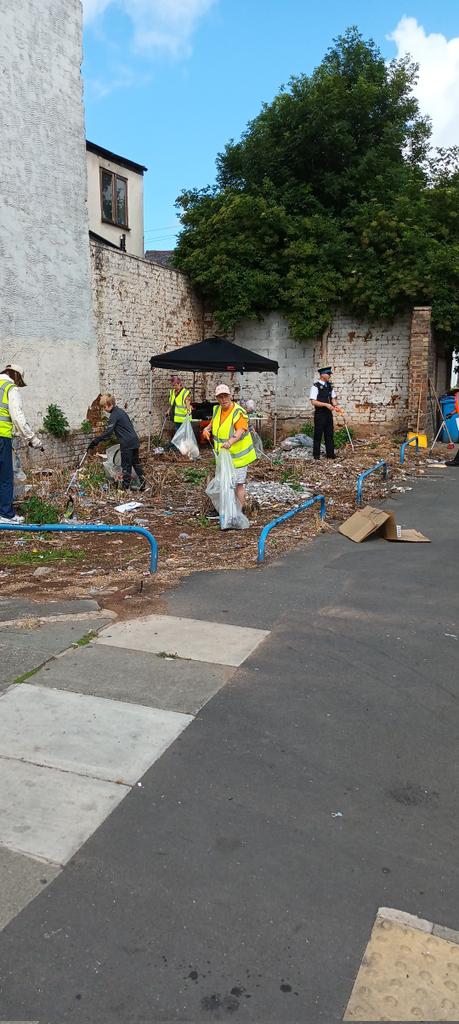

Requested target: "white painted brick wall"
[
  {"left": 0, "top": 0, "right": 99, "bottom": 429},
  {"left": 230, "top": 312, "right": 411, "bottom": 434}
]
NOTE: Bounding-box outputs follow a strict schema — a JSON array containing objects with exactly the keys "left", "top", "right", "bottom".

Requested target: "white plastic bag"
[
  {"left": 205, "top": 450, "right": 249, "bottom": 530},
  {"left": 172, "top": 418, "right": 200, "bottom": 461},
  {"left": 251, "top": 429, "right": 264, "bottom": 457}
]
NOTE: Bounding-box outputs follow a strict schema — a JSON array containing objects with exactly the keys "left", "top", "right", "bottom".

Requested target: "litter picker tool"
[
  {"left": 158, "top": 410, "right": 169, "bottom": 443},
  {"left": 428, "top": 378, "right": 455, "bottom": 451},
  {"left": 64, "top": 450, "right": 89, "bottom": 518},
  {"left": 65, "top": 450, "right": 88, "bottom": 496},
  {"left": 335, "top": 407, "right": 355, "bottom": 452}
]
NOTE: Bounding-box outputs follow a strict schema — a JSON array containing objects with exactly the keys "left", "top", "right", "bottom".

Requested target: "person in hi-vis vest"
[
  {"left": 203, "top": 383, "right": 256, "bottom": 509},
  {"left": 168, "top": 375, "right": 192, "bottom": 432},
  {"left": 0, "top": 363, "right": 42, "bottom": 523}
]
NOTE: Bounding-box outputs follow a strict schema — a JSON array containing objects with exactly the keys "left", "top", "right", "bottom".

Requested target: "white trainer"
[{"left": 0, "top": 515, "right": 25, "bottom": 524}]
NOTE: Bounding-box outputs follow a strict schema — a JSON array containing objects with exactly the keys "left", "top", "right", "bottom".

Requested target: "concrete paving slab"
[
  {"left": 0, "top": 684, "right": 192, "bottom": 784},
  {"left": 31, "top": 644, "right": 233, "bottom": 714},
  {"left": 96, "top": 614, "right": 270, "bottom": 667},
  {"left": 0, "top": 597, "right": 102, "bottom": 622},
  {"left": 0, "top": 758, "right": 128, "bottom": 865},
  {"left": 0, "top": 618, "right": 113, "bottom": 690},
  {"left": 0, "top": 847, "right": 60, "bottom": 932}
]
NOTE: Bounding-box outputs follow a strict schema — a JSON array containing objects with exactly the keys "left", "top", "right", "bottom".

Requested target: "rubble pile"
[{"left": 247, "top": 481, "right": 311, "bottom": 506}]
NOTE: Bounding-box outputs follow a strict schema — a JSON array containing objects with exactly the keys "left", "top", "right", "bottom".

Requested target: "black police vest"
[{"left": 314, "top": 381, "right": 333, "bottom": 407}]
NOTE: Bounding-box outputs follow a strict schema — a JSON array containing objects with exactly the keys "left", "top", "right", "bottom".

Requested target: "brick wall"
[
  {"left": 91, "top": 241, "right": 213, "bottom": 437},
  {"left": 229, "top": 312, "right": 412, "bottom": 436}
]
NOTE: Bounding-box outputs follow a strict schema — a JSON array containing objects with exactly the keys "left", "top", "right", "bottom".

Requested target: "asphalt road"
[{"left": 0, "top": 467, "right": 457, "bottom": 1023}]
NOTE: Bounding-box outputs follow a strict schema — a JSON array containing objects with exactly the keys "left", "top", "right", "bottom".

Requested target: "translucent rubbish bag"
[{"left": 205, "top": 449, "right": 249, "bottom": 530}]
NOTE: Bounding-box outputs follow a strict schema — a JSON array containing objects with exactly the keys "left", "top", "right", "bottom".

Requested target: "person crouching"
[
  {"left": 87, "top": 394, "right": 146, "bottom": 491},
  {"left": 203, "top": 384, "right": 256, "bottom": 507}
]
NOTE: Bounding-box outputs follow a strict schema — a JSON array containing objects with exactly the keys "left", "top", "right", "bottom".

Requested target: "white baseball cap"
[
  {"left": 5, "top": 363, "right": 26, "bottom": 385},
  {"left": 215, "top": 383, "right": 231, "bottom": 396}
]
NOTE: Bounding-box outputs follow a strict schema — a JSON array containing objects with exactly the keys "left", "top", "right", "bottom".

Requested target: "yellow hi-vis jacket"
[
  {"left": 211, "top": 403, "right": 257, "bottom": 469},
  {"left": 169, "top": 387, "right": 190, "bottom": 423},
  {"left": 0, "top": 379, "right": 14, "bottom": 438}
]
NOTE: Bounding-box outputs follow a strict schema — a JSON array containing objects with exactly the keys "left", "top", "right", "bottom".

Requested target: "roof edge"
[{"left": 86, "top": 140, "right": 147, "bottom": 174}]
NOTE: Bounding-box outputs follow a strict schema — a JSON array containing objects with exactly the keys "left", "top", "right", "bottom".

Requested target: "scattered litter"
[
  {"left": 114, "top": 501, "right": 143, "bottom": 513},
  {"left": 331, "top": 811, "right": 343, "bottom": 818},
  {"left": 444, "top": 633, "right": 458, "bottom": 640},
  {"left": 179, "top": 532, "right": 191, "bottom": 540},
  {"left": 152, "top": 447, "right": 165, "bottom": 455},
  {"left": 33, "top": 566, "right": 52, "bottom": 577}
]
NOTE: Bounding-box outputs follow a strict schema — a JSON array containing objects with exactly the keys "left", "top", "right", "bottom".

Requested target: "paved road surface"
[{"left": 0, "top": 468, "right": 457, "bottom": 1023}]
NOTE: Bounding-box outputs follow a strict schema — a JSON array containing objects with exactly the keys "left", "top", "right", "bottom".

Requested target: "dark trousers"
[
  {"left": 120, "top": 447, "right": 144, "bottom": 490},
  {"left": 0, "top": 437, "right": 14, "bottom": 518},
  {"left": 313, "top": 409, "right": 335, "bottom": 459}
]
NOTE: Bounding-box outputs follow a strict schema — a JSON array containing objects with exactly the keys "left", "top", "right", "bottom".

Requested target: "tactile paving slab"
[{"left": 344, "top": 907, "right": 459, "bottom": 1021}]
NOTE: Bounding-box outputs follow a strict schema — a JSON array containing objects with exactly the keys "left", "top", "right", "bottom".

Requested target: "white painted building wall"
[
  {"left": 232, "top": 313, "right": 411, "bottom": 434},
  {"left": 86, "top": 148, "right": 145, "bottom": 258},
  {"left": 0, "top": 0, "right": 99, "bottom": 430}
]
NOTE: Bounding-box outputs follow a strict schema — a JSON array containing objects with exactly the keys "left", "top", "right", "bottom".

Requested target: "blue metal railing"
[
  {"left": 0, "top": 523, "right": 158, "bottom": 573},
  {"left": 400, "top": 436, "right": 419, "bottom": 465},
  {"left": 355, "top": 462, "right": 388, "bottom": 506},
  {"left": 257, "top": 495, "right": 326, "bottom": 564}
]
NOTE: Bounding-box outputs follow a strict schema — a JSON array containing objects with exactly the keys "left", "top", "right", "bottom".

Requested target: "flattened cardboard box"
[{"left": 339, "top": 506, "right": 430, "bottom": 544}]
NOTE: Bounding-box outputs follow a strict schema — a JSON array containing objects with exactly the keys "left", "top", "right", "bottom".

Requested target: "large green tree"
[{"left": 173, "top": 29, "right": 459, "bottom": 345}]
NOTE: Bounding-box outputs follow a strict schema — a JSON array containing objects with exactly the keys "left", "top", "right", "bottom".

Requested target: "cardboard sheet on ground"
[{"left": 339, "top": 506, "right": 430, "bottom": 544}]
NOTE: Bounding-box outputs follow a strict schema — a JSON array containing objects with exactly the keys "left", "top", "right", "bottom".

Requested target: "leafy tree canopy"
[{"left": 173, "top": 29, "right": 459, "bottom": 346}]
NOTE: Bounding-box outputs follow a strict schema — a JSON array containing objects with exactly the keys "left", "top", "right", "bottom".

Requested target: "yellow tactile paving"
[{"left": 344, "top": 908, "right": 459, "bottom": 1021}]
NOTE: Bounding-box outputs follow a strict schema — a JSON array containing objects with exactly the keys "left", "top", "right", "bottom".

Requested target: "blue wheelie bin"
[{"left": 440, "top": 395, "right": 459, "bottom": 442}]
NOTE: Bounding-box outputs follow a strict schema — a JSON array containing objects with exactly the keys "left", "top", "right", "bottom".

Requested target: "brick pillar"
[{"left": 408, "top": 307, "right": 432, "bottom": 433}]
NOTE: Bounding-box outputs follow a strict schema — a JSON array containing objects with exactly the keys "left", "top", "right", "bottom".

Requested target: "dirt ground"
[{"left": 0, "top": 437, "right": 449, "bottom": 619}]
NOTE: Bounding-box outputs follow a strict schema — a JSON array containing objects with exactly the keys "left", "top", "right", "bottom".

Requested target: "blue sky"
[{"left": 83, "top": 0, "right": 459, "bottom": 252}]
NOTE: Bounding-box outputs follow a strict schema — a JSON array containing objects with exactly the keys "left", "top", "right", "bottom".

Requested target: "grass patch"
[
  {"left": 21, "top": 495, "right": 60, "bottom": 524},
  {"left": 196, "top": 514, "right": 212, "bottom": 527},
  {"left": 13, "top": 665, "right": 42, "bottom": 684},
  {"left": 280, "top": 468, "right": 303, "bottom": 492},
  {"left": 2, "top": 548, "right": 84, "bottom": 566},
  {"left": 73, "top": 630, "right": 97, "bottom": 647},
  {"left": 183, "top": 466, "right": 207, "bottom": 485}
]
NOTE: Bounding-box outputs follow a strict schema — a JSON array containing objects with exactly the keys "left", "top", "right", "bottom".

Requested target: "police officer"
[{"left": 310, "top": 366, "right": 338, "bottom": 460}]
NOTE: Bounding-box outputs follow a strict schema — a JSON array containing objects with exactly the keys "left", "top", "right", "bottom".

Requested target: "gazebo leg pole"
[
  {"left": 147, "top": 369, "right": 153, "bottom": 452},
  {"left": 273, "top": 374, "right": 278, "bottom": 448},
  {"left": 192, "top": 371, "right": 196, "bottom": 401}
]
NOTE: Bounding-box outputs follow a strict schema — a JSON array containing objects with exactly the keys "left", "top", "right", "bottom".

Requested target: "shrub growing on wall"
[{"left": 43, "top": 404, "right": 70, "bottom": 439}]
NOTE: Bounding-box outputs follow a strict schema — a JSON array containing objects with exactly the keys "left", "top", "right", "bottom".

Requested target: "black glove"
[{"left": 87, "top": 439, "right": 98, "bottom": 451}]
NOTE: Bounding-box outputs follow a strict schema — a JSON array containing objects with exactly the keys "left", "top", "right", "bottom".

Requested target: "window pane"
[
  {"left": 101, "top": 171, "right": 113, "bottom": 221},
  {"left": 115, "top": 176, "right": 127, "bottom": 226}
]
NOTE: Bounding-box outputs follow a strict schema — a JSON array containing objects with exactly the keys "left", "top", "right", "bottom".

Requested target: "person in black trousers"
[
  {"left": 310, "top": 367, "right": 338, "bottom": 459},
  {"left": 87, "top": 394, "right": 146, "bottom": 490}
]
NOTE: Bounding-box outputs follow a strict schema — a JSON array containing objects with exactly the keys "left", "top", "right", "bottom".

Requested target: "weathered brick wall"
[
  {"left": 229, "top": 312, "right": 412, "bottom": 435},
  {"left": 91, "top": 241, "right": 214, "bottom": 437}
]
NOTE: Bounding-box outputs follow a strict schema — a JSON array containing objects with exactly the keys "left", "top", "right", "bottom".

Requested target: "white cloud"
[
  {"left": 389, "top": 17, "right": 459, "bottom": 147},
  {"left": 82, "top": 0, "right": 217, "bottom": 57}
]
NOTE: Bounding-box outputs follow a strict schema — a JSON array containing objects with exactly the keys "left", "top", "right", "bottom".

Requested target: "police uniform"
[{"left": 310, "top": 367, "right": 336, "bottom": 460}]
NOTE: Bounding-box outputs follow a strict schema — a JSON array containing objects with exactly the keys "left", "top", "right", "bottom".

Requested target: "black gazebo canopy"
[{"left": 150, "top": 336, "right": 279, "bottom": 374}]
